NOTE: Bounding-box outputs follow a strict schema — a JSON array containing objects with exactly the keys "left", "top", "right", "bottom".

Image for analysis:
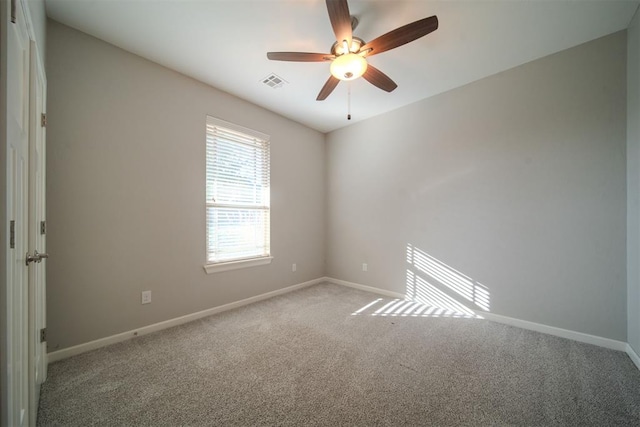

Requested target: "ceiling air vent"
[{"left": 261, "top": 73, "right": 287, "bottom": 89}]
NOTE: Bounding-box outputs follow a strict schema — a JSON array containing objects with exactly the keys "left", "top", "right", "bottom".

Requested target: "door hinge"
[
  {"left": 40, "top": 328, "right": 47, "bottom": 343},
  {"left": 41, "top": 113, "right": 47, "bottom": 127},
  {"left": 10, "top": 220, "right": 15, "bottom": 249},
  {"left": 11, "top": 0, "right": 16, "bottom": 23},
  {"left": 41, "top": 220, "right": 46, "bottom": 235}
]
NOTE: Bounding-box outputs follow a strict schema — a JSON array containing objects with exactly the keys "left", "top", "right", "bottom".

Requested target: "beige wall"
[
  {"left": 46, "top": 20, "right": 326, "bottom": 351},
  {"left": 628, "top": 9, "right": 640, "bottom": 353},
  {"left": 326, "top": 32, "right": 627, "bottom": 340}
]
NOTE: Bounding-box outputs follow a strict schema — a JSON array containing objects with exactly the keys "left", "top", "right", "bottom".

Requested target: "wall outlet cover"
[{"left": 141, "top": 290, "right": 152, "bottom": 304}]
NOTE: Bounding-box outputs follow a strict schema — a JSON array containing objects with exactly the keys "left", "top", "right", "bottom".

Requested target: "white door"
[
  {"left": 6, "top": 0, "right": 31, "bottom": 425},
  {"left": 28, "top": 39, "right": 48, "bottom": 423}
]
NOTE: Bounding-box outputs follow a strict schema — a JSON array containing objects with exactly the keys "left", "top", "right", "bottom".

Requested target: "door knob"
[
  {"left": 25, "top": 250, "right": 49, "bottom": 266},
  {"left": 26, "top": 252, "right": 38, "bottom": 265}
]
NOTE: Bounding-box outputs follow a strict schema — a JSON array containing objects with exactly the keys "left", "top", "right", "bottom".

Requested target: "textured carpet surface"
[{"left": 38, "top": 283, "right": 640, "bottom": 426}]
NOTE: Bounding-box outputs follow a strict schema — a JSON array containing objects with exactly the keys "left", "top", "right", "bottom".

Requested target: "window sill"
[{"left": 203, "top": 256, "right": 273, "bottom": 274}]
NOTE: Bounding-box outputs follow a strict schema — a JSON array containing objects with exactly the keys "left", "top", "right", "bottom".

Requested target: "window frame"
[{"left": 203, "top": 116, "right": 272, "bottom": 274}]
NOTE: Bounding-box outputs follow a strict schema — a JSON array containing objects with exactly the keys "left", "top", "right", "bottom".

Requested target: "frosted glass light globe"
[{"left": 330, "top": 53, "right": 368, "bottom": 81}]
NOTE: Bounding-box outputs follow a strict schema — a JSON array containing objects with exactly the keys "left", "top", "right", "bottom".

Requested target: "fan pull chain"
[{"left": 347, "top": 82, "right": 351, "bottom": 120}]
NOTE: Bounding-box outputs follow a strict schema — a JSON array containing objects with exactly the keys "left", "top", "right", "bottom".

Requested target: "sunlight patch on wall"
[
  {"left": 406, "top": 270, "right": 478, "bottom": 317},
  {"left": 406, "top": 244, "right": 490, "bottom": 311},
  {"left": 350, "top": 244, "right": 491, "bottom": 319}
]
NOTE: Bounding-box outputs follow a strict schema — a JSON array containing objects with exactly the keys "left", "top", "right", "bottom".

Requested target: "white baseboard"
[
  {"left": 323, "top": 277, "right": 406, "bottom": 300},
  {"left": 480, "top": 312, "right": 627, "bottom": 351},
  {"left": 324, "top": 277, "right": 628, "bottom": 353},
  {"left": 48, "top": 277, "right": 326, "bottom": 363},
  {"left": 627, "top": 344, "right": 640, "bottom": 370}
]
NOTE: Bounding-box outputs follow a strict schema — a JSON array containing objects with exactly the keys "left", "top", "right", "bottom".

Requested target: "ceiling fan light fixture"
[
  {"left": 330, "top": 53, "right": 368, "bottom": 81},
  {"left": 266, "top": 1, "right": 439, "bottom": 101}
]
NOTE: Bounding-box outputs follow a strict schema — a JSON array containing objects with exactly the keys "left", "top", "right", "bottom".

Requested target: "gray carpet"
[{"left": 38, "top": 283, "right": 640, "bottom": 426}]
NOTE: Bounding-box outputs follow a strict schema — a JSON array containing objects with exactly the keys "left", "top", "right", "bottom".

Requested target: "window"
[{"left": 205, "top": 116, "right": 271, "bottom": 273}]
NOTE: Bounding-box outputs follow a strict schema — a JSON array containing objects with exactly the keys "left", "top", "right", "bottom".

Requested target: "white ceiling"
[{"left": 45, "top": 0, "right": 639, "bottom": 133}]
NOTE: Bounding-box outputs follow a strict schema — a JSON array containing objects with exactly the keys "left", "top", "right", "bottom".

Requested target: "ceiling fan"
[{"left": 266, "top": 0, "right": 438, "bottom": 101}]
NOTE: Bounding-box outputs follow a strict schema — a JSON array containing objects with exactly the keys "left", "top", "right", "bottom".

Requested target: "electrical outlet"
[
  {"left": 141, "top": 290, "right": 152, "bottom": 305},
  {"left": 362, "top": 263, "right": 368, "bottom": 272},
  {"left": 292, "top": 263, "right": 297, "bottom": 272}
]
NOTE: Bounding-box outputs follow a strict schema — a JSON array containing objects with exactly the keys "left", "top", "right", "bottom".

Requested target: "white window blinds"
[{"left": 206, "top": 116, "right": 270, "bottom": 264}]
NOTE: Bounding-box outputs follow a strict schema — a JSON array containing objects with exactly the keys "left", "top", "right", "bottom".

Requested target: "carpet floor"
[{"left": 38, "top": 283, "right": 640, "bottom": 426}]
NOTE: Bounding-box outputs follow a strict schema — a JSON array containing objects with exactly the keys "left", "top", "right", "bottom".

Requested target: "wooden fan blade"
[
  {"left": 317, "top": 75, "right": 340, "bottom": 100},
  {"left": 267, "top": 52, "right": 334, "bottom": 62},
  {"left": 362, "top": 65, "right": 398, "bottom": 92},
  {"left": 361, "top": 15, "right": 438, "bottom": 57},
  {"left": 326, "top": 0, "right": 352, "bottom": 46}
]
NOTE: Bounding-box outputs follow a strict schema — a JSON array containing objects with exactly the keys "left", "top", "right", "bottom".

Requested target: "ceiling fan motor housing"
[{"left": 331, "top": 37, "right": 365, "bottom": 56}]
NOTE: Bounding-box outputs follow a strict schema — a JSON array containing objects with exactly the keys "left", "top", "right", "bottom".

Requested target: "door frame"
[{"left": 28, "top": 37, "right": 47, "bottom": 424}]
